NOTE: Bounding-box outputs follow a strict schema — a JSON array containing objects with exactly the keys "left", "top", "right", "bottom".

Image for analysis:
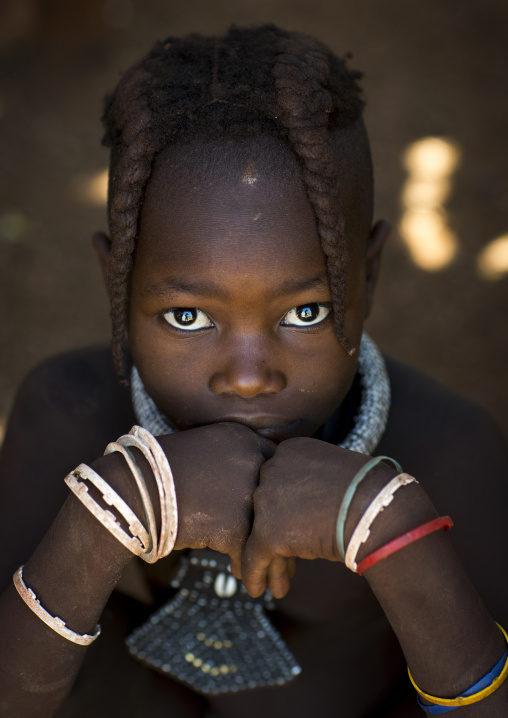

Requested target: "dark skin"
[{"left": 0, "top": 138, "right": 507, "bottom": 717}]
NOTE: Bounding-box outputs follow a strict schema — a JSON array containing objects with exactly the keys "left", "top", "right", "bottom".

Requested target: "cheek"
[
  {"left": 129, "top": 315, "right": 218, "bottom": 428},
  {"left": 132, "top": 335, "right": 206, "bottom": 395},
  {"left": 289, "top": 340, "right": 357, "bottom": 420}
]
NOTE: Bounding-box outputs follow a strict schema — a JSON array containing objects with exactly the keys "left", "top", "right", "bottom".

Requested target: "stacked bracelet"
[
  {"left": 65, "top": 426, "right": 178, "bottom": 564},
  {"left": 335, "top": 455, "right": 402, "bottom": 560},
  {"left": 65, "top": 463, "right": 151, "bottom": 557},
  {"left": 356, "top": 516, "right": 453, "bottom": 576},
  {"left": 125, "top": 425, "right": 178, "bottom": 558},
  {"left": 13, "top": 566, "right": 101, "bottom": 646},
  {"left": 103, "top": 442, "right": 157, "bottom": 560},
  {"left": 345, "top": 473, "right": 417, "bottom": 572},
  {"left": 409, "top": 623, "right": 508, "bottom": 712}
]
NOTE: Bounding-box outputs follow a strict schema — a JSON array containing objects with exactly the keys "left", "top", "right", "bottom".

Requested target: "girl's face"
[{"left": 128, "top": 141, "right": 376, "bottom": 443}]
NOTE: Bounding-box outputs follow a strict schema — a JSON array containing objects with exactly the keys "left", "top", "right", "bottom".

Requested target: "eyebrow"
[{"left": 143, "top": 274, "right": 330, "bottom": 301}]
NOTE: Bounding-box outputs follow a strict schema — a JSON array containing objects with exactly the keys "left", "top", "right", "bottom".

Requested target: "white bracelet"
[
  {"left": 103, "top": 442, "right": 158, "bottom": 563},
  {"left": 64, "top": 428, "right": 177, "bottom": 564},
  {"left": 65, "top": 464, "right": 149, "bottom": 557},
  {"left": 13, "top": 566, "right": 101, "bottom": 646},
  {"left": 124, "top": 426, "right": 178, "bottom": 559},
  {"left": 345, "top": 473, "right": 417, "bottom": 572}
]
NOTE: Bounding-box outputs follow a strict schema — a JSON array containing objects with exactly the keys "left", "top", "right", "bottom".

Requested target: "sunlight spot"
[
  {"left": 403, "top": 137, "right": 461, "bottom": 178},
  {"left": 399, "top": 137, "right": 461, "bottom": 271},
  {"left": 402, "top": 178, "right": 451, "bottom": 208},
  {"left": 72, "top": 168, "right": 108, "bottom": 206},
  {"left": 477, "top": 234, "right": 508, "bottom": 280},
  {"left": 399, "top": 210, "right": 457, "bottom": 271}
]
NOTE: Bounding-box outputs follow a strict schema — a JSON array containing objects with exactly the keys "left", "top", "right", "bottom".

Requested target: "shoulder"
[
  {"left": 0, "top": 346, "right": 135, "bottom": 582},
  {"left": 379, "top": 355, "right": 508, "bottom": 472},
  {"left": 7, "top": 345, "right": 134, "bottom": 448}
]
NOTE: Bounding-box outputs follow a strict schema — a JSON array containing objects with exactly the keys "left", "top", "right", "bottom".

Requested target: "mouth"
[{"left": 209, "top": 416, "right": 303, "bottom": 443}]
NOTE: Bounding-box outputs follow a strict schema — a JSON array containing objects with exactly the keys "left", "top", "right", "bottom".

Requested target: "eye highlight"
[
  {"left": 163, "top": 308, "right": 213, "bottom": 331},
  {"left": 281, "top": 303, "right": 332, "bottom": 327}
]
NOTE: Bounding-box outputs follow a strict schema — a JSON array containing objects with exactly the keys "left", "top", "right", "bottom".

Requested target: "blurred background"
[{"left": 0, "top": 0, "right": 507, "bottom": 442}]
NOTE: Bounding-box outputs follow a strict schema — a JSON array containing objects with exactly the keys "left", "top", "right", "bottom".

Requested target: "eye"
[
  {"left": 163, "top": 308, "right": 213, "bottom": 331},
  {"left": 281, "top": 303, "right": 332, "bottom": 327}
]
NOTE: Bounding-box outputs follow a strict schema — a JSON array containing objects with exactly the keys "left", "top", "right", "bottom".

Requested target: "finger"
[
  {"left": 255, "top": 434, "right": 277, "bottom": 460},
  {"left": 229, "top": 555, "right": 243, "bottom": 580},
  {"left": 267, "top": 557, "right": 292, "bottom": 599},
  {"left": 241, "top": 539, "right": 271, "bottom": 598},
  {"left": 242, "top": 562, "right": 270, "bottom": 598}
]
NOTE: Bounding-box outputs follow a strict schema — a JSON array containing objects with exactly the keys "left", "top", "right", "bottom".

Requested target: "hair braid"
[
  {"left": 273, "top": 34, "right": 363, "bottom": 355},
  {"left": 101, "top": 25, "right": 367, "bottom": 380},
  {"left": 102, "top": 63, "right": 156, "bottom": 380},
  {"left": 103, "top": 39, "right": 217, "bottom": 381}
]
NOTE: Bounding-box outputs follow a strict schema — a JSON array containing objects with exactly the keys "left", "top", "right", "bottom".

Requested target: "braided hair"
[{"left": 102, "top": 24, "right": 368, "bottom": 382}]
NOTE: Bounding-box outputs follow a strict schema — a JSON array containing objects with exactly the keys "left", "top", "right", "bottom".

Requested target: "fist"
[
  {"left": 241, "top": 438, "right": 397, "bottom": 598},
  {"left": 157, "top": 423, "right": 275, "bottom": 568}
]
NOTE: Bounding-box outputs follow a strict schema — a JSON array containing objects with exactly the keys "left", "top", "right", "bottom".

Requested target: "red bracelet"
[{"left": 356, "top": 515, "right": 453, "bottom": 576}]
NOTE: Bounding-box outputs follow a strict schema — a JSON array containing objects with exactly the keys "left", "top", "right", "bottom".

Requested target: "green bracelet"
[{"left": 335, "top": 455, "right": 402, "bottom": 560}]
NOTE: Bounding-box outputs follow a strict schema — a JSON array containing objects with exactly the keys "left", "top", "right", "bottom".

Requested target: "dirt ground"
[{"left": 0, "top": 0, "right": 507, "bottom": 440}]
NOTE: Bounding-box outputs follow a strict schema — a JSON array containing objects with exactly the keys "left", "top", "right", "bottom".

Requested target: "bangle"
[
  {"left": 64, "top": 428, "right": 178, "bottom": 564},
  {"left": 335, "top": 456, "right": 402, "bottom": 560},
  {"left": 65, "top": 463, "right": 150, "bottom": 556},
  {"left": 409, "top": 623, "right": 508, "bottom": 710},
  {"left": 103, "top": 441, "right": 158, "bottom": 563},
  {"left": 121, "top": 426, "right": 178, "bottom": 559},
  {"left": 356, "top": 515, "right": 453, "bottom": 576},
  {"left": 13, "top": 566, "right": 100, "bottom": 646},
  {"left": 345, "top": 473, "right": 417, "bottom": 572}
]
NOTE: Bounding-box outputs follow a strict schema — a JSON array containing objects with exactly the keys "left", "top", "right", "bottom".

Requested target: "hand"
[
  {"left": 241, "top": 438, "right": 398, "bottom": 599},
  {"left": 156, "top": 423, "right": 275, "bottom": 570}
]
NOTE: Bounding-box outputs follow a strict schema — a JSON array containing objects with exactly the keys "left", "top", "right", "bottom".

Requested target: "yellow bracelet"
[{"left": 408, "top": 623, "right": 508, "bottom": 707}]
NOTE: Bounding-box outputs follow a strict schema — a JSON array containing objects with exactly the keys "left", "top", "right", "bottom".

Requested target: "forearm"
[
  {"left": 0, "top": 455, "right": 139, "bottom": 718},
  {"left": 358, "top": 483, "right": 507, "bottom": 715}
]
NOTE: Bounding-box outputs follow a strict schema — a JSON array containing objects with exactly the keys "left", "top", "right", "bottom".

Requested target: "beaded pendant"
[{"left": 126, "top": 550, "right": 301, "bottom": 693}]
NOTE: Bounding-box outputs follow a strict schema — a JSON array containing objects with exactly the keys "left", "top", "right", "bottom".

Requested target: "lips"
[{"left": 208, "top": 416, "right": 303, "bottom": 443}]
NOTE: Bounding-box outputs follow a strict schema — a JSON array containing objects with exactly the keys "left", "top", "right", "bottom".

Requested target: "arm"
[
  {"left": 240, "top": 431, "right": 508, "bottom": 716},
  {"left": 0, "top": 465, "right": 136, "bottom": 718},
  {"left": 0, "top": 383, "right": 158, "bottom": 718},
  {"left": 0, "top": 360, "right": 274, "bottom": 717}
]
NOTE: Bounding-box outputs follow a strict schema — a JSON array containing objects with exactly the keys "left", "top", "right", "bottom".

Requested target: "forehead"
[{"left": 135, "top": 138, "right": 326, "bottom": 279}]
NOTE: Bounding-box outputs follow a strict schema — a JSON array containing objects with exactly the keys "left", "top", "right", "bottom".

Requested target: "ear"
[
  {"left": 92, "top": 231, "right": 111, "bottom": 290},
  {"left": 364, "top": 219, "right": 390, "bottom": 318}
]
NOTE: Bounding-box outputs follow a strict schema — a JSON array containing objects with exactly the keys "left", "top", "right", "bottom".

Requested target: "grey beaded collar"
[{"left": 131, "top": 333, "right": 390, "bottom": 455}]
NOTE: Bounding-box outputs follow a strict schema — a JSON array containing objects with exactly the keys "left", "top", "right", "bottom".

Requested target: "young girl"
[{"left": 0, "top": 24, "right": 507, "bottom": 717}]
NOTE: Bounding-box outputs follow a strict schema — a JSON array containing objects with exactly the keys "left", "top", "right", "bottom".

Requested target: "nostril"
[{"left": 209, "top": 367, "right": 286, "bottom": 398}]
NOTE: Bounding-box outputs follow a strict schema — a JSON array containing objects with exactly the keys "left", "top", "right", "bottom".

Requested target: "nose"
[{"left": 209, "top": 338, "right": 286, "bottom": 398}]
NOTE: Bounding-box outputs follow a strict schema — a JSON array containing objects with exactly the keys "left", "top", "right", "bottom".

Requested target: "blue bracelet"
[
  {"left": 416, "top": 644, "right": 508, "bottom": 714},
  {"left": 335, "top": 455, "right": 402, "bottom": 559}
]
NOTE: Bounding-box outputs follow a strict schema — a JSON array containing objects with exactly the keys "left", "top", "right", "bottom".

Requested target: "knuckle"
[
  {"left": 252, "top": 485, "right": 272, "bottom": 515},
  {"left": 218, "top": 421, "right": 254, "bottom": 442}
]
